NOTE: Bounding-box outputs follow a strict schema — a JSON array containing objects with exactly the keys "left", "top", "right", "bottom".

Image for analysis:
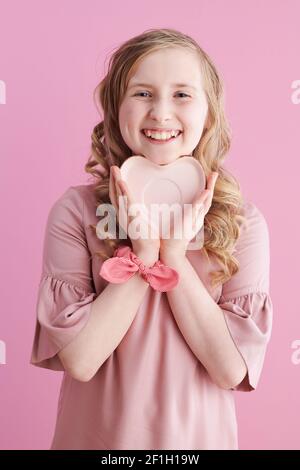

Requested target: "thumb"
[{"left": 193, "top": 189, "right": 210, "bottom": 206}]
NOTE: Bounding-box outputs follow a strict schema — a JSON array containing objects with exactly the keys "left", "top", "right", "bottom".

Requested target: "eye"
[
  {"left": 176, "top": 92, "right": 190, "bottom": 98},
  {"left": 133, "top": 91, "right": 190, "bottom": 98},
  {"left": 134, "top": 91, "right": 151, "bottom": 97}
]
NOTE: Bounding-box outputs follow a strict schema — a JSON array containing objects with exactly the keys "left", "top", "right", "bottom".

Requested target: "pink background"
[{"left": 0, "top": 0, "right": 299, "bottom": 450}]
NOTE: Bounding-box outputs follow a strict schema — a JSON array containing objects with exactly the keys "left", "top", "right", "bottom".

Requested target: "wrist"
[
  {"left": 135, "top": 248, "right": 159, "bottom": 267},
  {"left": 100, "top": 244, "right": 179, "bottom": 292},
  {"left": 160, "top": 249, "right": 186, "bottom": 265}
]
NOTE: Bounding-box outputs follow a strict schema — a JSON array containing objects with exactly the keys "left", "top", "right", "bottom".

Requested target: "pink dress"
[{"left": 30, "top": 183, "right": 273, "bottom": 450}]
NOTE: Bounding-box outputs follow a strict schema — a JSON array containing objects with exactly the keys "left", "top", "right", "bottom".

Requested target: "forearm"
[
  {"left": 160, "top": 250, "right": 247, "bottom": 390},
  {"left": 59, "top": 249, "right": 159, "bottom": 382}
]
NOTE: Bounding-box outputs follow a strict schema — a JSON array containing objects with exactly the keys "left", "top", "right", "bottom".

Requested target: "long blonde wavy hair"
[{"left": 85, "top": 28, "right": 247, "bottom": 289}]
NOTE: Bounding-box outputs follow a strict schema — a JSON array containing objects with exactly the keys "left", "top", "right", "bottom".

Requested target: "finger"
[
  {"left": 114, "top": 174, "right": 123, "bottom": 210},
  {"left": 207, "top": 172, "right": 218, "bottom": 194},
  {"left": 111, "top": 167, "right": 125, "bottom": 210},
  {"left": 113, "top": 167, "right": 133, "bottom": 209},
  {"left": 115, "top": 168, "right": 129, "bottom": 201},
  {"left": 204, "top": 173, "right": 218, "bottom": 207},
  {"left": 193, "top": 189, "right": 210, "bottom": 209},
  {"left": 112, "top": 170, "right": 130, "bottom": 234},
  {"left": 113, "top": 166, "right": 127, "bottom": 216},
  {"left": 113, "top": 166, "right": 124, "bottom": 189},
  {"left": 118, "top": 179, "right": 135, "bottom": 224},
  {"left": 109, "top": 166, "right": 118, "bottom": 211},
  {"left": 192, "top": 190, "right": 210, "bottom": 221},
  {"left": 193, "top": 200, "right": 204, "bottom": 224}
]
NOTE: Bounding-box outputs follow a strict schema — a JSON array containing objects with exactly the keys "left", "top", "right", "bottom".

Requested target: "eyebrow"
[{"left": 128, "top": 82, "right": 198, "bottom": 91}]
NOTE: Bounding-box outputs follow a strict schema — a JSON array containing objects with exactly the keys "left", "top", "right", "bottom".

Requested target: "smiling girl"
[{"left": 30, "top": 28, "right": 273, "bottom": 450}]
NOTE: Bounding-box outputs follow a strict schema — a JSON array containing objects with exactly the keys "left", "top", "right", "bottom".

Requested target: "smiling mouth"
[{"left": 140, "top": 130, "right": 182, "bottom": 143}]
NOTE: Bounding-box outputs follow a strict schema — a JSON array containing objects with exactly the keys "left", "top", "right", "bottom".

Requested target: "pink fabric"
[
  {"left": 99, "top": 245, "right": 179, "bottom": 292},
  {"left": 29, "top": 184, "right": 273, "bottom": 449}
]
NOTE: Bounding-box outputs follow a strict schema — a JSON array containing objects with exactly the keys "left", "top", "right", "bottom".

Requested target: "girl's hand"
[
  {"left": 160, "top": 172, "right": 219, "bottom": 258},
  {"left": 109, "top": 165, "right": 161, "bottom": 259}
]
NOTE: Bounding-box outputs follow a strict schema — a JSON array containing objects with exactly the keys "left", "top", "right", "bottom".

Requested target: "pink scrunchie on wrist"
[{"left": 99, "top": 245, "right": 179, "bottom": 292}]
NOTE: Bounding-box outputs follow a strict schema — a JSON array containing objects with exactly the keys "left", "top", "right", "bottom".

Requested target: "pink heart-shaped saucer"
[{"left": 119, "top": 155, "right": 206, "bottom": 249}]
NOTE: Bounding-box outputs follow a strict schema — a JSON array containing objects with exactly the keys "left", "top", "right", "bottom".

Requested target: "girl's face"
[{"left": 118, "top": 47, "right": 209, "bottom": 166}]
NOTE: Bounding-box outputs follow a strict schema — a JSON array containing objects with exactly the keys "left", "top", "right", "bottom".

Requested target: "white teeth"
[{"left": 143, "top": 129, "right": 181, "bottom": 140}]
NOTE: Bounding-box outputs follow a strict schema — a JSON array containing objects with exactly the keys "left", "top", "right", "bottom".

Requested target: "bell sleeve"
[
  {"left": 217, "top": 202, "right": 273, "bottom": 392},
  {"left": 30, "top": 186, "right": 98, "bottom": 371}
]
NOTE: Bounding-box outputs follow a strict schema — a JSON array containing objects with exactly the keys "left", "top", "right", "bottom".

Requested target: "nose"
[{"left": 148, "top": 98, "right": 173, "bottom": 122}]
